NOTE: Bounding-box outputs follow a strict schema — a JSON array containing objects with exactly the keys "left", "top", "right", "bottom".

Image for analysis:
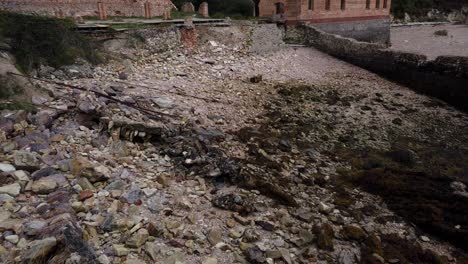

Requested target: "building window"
[
  {"left": 275, "top": 2, "right": 285, "bottom": 14},
  {"left": 366, "top": 0, "right": 370, "bottom": 9},
  {"left": 341, "top": 0, "right": 346, "bottom": 10},
  {"left": 308, "top": 0, "right": 314, "bottom": 10},
  {"left": 376, "top": 0, "right": 380, "bottom": 9},
  {"left": 325, "top": 0, "right": 331, "bottom": 10},
  {"left": 383, "top": 0, "right": 388, "bottom": 8}
]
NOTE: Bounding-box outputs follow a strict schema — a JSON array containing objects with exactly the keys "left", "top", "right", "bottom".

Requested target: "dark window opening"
[
  {"left": 275, "top": 2, "right": 285, "bottom": 15},
  {"left": 341, "top": 0, "right": 346, "bottom": 10},
  {"left": 383, "top": 0, "right": 388, "bottom": 8},
  {"left": 376, "top": 0, "right": 380, "bottom": 9},
  {"left": 325, "top": 0, "right": 331, "bottom": 10},
  {"left": 308, "top": 0, "right": 314, "bottom": 10},
  {"left": 366, "top": 0, "right": 370, "bottom": 9},
  {"left": 254, "top": 0, "right": 260, "bottom": 16}
]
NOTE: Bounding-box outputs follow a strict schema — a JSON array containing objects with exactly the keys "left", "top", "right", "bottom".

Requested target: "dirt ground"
[
  {"left": 390, "top": 24, "right": 468, "bottom": 59},
  {"left": 2, "top": 26, "right": 468, "bottom": 264},
  {"left": 84, "top": 43, "right": 468, "bottom": 262}
]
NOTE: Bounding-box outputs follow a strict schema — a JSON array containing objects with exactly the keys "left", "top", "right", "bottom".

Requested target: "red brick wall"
[
  {"left": 259, "top": 0, "right": 391, "bottom": 22},
  {"left": 0, "top": 0, "right": 173, "bottom": 18}
]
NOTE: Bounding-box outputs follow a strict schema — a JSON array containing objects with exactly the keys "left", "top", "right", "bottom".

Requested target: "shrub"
[
  {"left": 0, "top": 11, "right": 100, "bottom": 73},
  {"left": 391, "top": 0, "right": 467, "bottom": 19}
]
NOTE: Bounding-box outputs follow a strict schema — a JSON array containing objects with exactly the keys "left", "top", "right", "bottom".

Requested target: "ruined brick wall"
[
  {"left": 303, "top": 25, "right": 468, "bottom": 112},
  {"left": 0, "top": 0, "right": 173, "bottom": 17},
  {"left": 259, "top": 0, "right": 391, "bottom": 22}
]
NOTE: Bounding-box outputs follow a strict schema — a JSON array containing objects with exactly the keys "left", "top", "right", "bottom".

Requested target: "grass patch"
[
  {"left": 0, "top": 75, "right": 23, "bottom": 99},
  {"left": 171, "top": 11, "right": 202, "bottom": 19},
  {"left": 0, "top": 100, "right": 36, "bottom": 111},
  {"left": 0, "top": 11, "right": 101, "bottom": 73}
]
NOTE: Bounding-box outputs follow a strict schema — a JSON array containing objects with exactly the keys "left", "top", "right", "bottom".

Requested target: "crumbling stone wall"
[
  {"left": 0, "top": 0, "right": 173, "bottom": 18},
  {"left": 302, "top": 25, "right": 468, "bottom": 111},
  {"left": 312, "top": 18, "right": 390, "bottom": 44}
]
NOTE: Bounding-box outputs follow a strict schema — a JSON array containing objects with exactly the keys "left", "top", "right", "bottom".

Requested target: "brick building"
[
  {"left": 0, "top": 0, "right": 174, "bottom": 18},
  {"left": 259, "top": 0, "right": 392, "bottom": 43}
]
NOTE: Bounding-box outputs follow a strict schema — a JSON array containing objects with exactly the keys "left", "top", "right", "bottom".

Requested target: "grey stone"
[
  {"left": 163, "top": 252, "right": 185, "bottom": 264},
  {"left": 77, "top": 177, "right": 95, "bottom": 191},
  {"left": 109, "top": 140, "right": 128, "bottom": 157},
  {"left": 0, "top": 183, "right": 21, "bottom": 196},
  {"left": 12, "top": 170, "right": 29, "bottom": 181},
  {"left": 244, "top": 246, "right": 265, "bottom": 263},
  {"left": 126, "top": 228, "right": 149, "bottom": 248},
  {"left": 5, "top": 234, "right": 19, "bottom": 244},
  {"left": 207, "top": 227, "right": 222, "bottom": 245},
  {"left": 151, "top": 97, "right": 175, "bottom": 109},
  {"left": 0, "top": 194, "right": 14, "bottom": 202},
  {"left": 31, "top": 110, "right": 56, "bottom": 127},
  {"left": 31, "top": 178, "right": 58, "bottom": 194},
  {"left": 105, "top": 180, "right": 125, "bottom": 191},
  {"left": 120, "top": 184, "right": 142, "bottom": 204},
  {"left": 144, "top": 242, "right": 159, "bottom": 261},
  {"left": 13, "top": 151, "right": 40, "bottom": 171},
  {"left": 113, "top": 244, "right": 129, "bottom": 256},
  {"left": 31, "top": 167, "right": 58, "bottom": 180},
  {"left": 202, "top": 257, "right": 218, "bottom": 264},
  {"left": 31, "top": 96, "right": 49, "bottom": 105},
  {"left": 78, "top": 97, "right": 98, "bottom": 114},
  {"left": 24, "top": 220, "right": 48, "bottom": 236},
  {"left": 338, "top": 249, "right": 356, "bottom": 264},
  {"left": 100, "top": 214, "right": 116, "bottom": 232}
]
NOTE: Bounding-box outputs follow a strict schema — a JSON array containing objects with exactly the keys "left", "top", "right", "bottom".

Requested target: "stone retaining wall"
[
  {"left": 312, "top": 18, "right": 391, "bottom": 44},
  {"left": 302, "top": 25, "right": 468, "bottom": 111}
]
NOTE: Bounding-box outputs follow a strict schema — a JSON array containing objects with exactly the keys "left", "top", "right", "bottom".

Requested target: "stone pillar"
[
  {"left": 198, "top": 2, "right": 209, "bottom": 18},
  {"left": 97, "top": 2, "right": 107, "bottom": 20},
  {"left": 144, "top": 2, "right": 152, "bottom": 19},
  {"left": 163, "top": 8, "right": 171, "bottom": 20},
  {"left": 75, "top": 16, "right": 84, "bottom": 24},
  {"left": 181, "top": 2, "right": 195, "bottom": 13},
  {"left": 180, "top": 17, "right": 197, "bottom": 52},
  {"left": 55, "top": 9, "right": 65, "bottom": 18}
]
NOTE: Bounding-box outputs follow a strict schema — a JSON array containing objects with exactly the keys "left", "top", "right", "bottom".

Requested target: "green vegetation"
[
  {"left": 0, "top": 75, "right": 23, "bottom": 99},
  {"left": 0, "top": 100, "right": 35, "bottom": 111},
  {"left": 0, "top": 11, "right": 100, "bottom": 73},
  {"left": 108, "top": 23, "right": 156, "bottom": 30},
  {"left": 170, "top": 11, "right": 203, "bottom": 19}
]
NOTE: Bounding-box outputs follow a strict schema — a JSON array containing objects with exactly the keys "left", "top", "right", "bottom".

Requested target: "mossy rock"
[
  {"left": 341, "top": 224, "right": 367, "bottom": 241},
  {"left": 315, "top": 222, "right": 334, "bottom": 251}
]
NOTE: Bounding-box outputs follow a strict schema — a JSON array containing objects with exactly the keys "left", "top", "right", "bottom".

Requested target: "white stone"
[
  {"left": 420, "top": 236, "right": 430, "bottom": 242},
  {"left": 0, "top": 163, "right": 15, "bottom": 173},
  {"left": 98, "top": 254, "right": 110, "bottom": 264},
  {"left": 5, "top": 235, "right": 19, "bottom": 244}
]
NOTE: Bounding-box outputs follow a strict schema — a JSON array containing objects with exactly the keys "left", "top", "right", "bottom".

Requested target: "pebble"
[
  {"left": 420, "top": 235, "right": 430, "bottom": 242},
  {"left": 31, "top": 178, "right": 58, "bottom": 194},
  {"left": 5, "top": 234, "right": 19, "bottom": 244},
  {"left": 0, "top": 163, "right": 15, "bottom": 172}
]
